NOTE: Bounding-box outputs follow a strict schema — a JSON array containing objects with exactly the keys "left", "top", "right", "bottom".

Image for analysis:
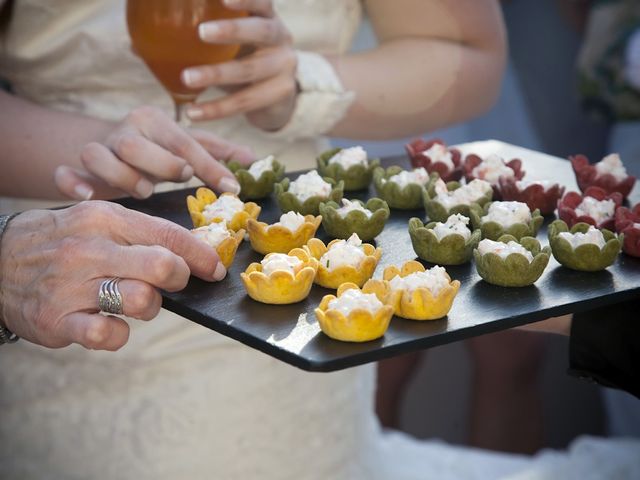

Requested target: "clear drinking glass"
[{"left": 127, "top": 0, "right": 246, "bottom": 123}]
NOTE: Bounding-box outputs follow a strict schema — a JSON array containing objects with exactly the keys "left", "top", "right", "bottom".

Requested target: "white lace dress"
[{"left": 1, "top": 1, "right": 639, "bottom": 479}]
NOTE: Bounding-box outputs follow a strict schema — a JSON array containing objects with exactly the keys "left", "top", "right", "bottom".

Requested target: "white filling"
[
  {"left": 191, "top": 222, "right": 231, "bottom": 249},
  {"left": 387, "top": 168, "right": 430, "bottom": 188},
  {"left": 575, "top": 197, "right": 616, "bottom": 224},
  {"left": 595, "top": 153, "right": 627, "bottom": 181},
  {"left": 434, "top": 179, "right": 493, "bottom": 210},
  {"left": 388, "top": 266, "right": 451, "bottom": 296},
  {"left": 261, "top": 253, "right": 302, "bottom": 276},
  {"left": 471, "top": 154, "right": 516, "bottom": 184},
  {"left": 336, "top": 199, "right": 373, "bottom": 219},
  {"left": 288, "top": 170, "right": 333, "bottom": 202},
  {"left": 515, "top": 179, "right": 556, "bottom": 192},
  {"left": 421, "top": 143, "right": 454, "bottom": 170},
  {"left": 483, "top": 201, "right": 532, "bottom": 227},
  {"left": 558, "top": 226, "right": 606, "bottom": 250},
  {"left": 328, "top": 146, "right": 368, "bottom": 169},
  {"left": 247, "top": 155, "right": 275, "bottom": 180},
  {"left": 477, "top": 239, "right": 534, "bottom": 263},
  {"left": 634, "top": 223, "right": 640, "bottom": 230},
  {"left": 202, "top": 195, "right": 245, "bottom": 223},
  {"left": 431, "top": 214, "right": 472, "bottom": 241},
  {"left": 327, "top": 289, "right": 383, "bottom": 316},
  {"left": 269, "top": 211, "right": 306, "bottom": 232},
  {"left": 320, "top": 233, "right": 366, "bottom": 271}
]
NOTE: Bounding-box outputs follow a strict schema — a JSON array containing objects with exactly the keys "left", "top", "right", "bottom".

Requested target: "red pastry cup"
[
  {"left": 557, "top": 186, "right": 623, "bottom": 230},
  {"left": 463, "top": 154, "right": 525, "bottom": 200},
  {"left": 570, "top": 154, "right": 636, "bottom": 199},
  {"left": 615, "top": 203, "right": 640, "bottom": 257},
  {"left": 405, "top": 138, "right": 463, "bottom": 182},
  {"left": 498, "top": 177, "right": 565, "bottom": 216}
]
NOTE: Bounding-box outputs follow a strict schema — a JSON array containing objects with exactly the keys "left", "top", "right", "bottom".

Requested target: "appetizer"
[
  {"left": 408, "top": 214, "right": 481, "bottom": 265},
  {"left": 373, "top": 165, "right": 431, "bottom": 210},
  {"left": 614, "top": 203, "right": 640, "bottom": 258},
  {"left": 363, "top": 261, "right": 460, "bottom": 321},
  {"left": 405, "top": 138, "right": 463, "bottom": 182},
  {"left": 247, "top": 211, "right": 322, "bottom": 255},
  {"left": 319, "top": 198, "right": 390, "bottom": 241},
  {"left": 305, "top": 233, "right": 382, "bottom": 289},
  {"left": 191, "top": 222, "right": 245, "bottom": 269},
  {"left": 570, "top": 153, "right": 636, "bottom": 199},
  {"left": 463, "top": 153, "right": 525, "bottom": 199},
  {"left": 316, "top": 146, "right": 380, "bottom": 191},
  {"left": 498, "top": 177, "right": 565, "bottom": 215},
  {"left": 315, "top": 283, "right": 394, "bottom": 342},
  {"left": 226, "top": 155, "right": 285, "bottom": 200},
  {"left": 548, "top": 220, "right": 621, "bottom": 271},
  {"left": 423, "top": 175, "right": 493, "bottom": 222},
  {"left": 240, "top": 248, "right": 319, "bottom": 304},
  {"left": 274, "top": 170, "right": 344, "bottom": 215},
  {"left": 557, "top": 186, "right": 623, "bottom": 230},
  {"left": 474, "top": 235, "right": 550, "bottom": 287},
  {"left": 469, "top": 201, "right": 543, "bottom": 241},
  {"left": 186, "top": 187, "right": 261, "bottom": 231}
]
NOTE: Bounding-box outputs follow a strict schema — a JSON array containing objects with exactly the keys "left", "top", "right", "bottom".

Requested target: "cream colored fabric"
[{"left": 2, "top": 1, "right": 640, "bottom": 479}]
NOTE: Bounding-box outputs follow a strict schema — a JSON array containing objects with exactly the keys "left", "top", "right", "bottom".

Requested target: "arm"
[{"left": 0, "top": 91, "right": 252, "bottom": 200}]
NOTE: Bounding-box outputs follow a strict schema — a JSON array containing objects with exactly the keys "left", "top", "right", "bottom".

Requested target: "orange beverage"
[{"left": 127, "top": 0, "right": 246, "bottom": 107}]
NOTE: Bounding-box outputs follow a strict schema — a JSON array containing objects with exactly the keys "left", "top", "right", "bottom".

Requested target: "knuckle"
[
  {"left": 113, "top": 132, "right": 143, "bottom": 158},
  {"left": 84, "top": 318, "right": 112, "bottom": 349},
  {"left": 80, "top": 142, "right": 104, "bottom": 167},
  {"left": 150, "top": 248, "right": 178, "bottom": 282},
  {"left": 127, "top": 283, "right": 158, "bottom": 319},
  {"left": 284, "top": 48, "right": 297, "bottom": 71}
]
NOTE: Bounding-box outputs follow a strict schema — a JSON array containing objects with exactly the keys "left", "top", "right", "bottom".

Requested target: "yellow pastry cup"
[
  {"left": 247, "top": 215, "right": 322, "bottom": 255},
  {"left": 305, "top": 237, "right": 382, "bottom": 289},
  {"left": 315, "top": 282, "right": 394, "bottom": 342},
  {"left": 186, "top": 187, "right": 261, "bottom": 231},
  {"left": 362, "top": 260, "right": 460, "bottom": 320},
  {"left": 216, "top": 229, "right": 245, "bottom": 269},
  {"left": 240, "top": 248, "right": 319, "bottom": 304}
]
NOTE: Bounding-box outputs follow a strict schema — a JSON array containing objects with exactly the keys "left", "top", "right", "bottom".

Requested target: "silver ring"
[{"left": 98, "top": 278, "right": 124, "bottom": 315}]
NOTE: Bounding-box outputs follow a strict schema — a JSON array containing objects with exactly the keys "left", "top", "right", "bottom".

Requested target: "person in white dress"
[{"left": 1, "top": 1, "right": 639, "bottom": 479}]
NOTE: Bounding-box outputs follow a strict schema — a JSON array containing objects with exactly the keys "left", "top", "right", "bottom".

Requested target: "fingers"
[
  {"left": 199, "top": 17, "right": 289, "bottom": 46},
  {"left": 81, "top": 142, "right": 155, "bottom": 199},
  {"left": 221, "top": 0, "right": 275, "bottom": 18},
  {"left": 93, "top": 278, "right": 163, "bottom": 321},
  {"left": 55, "top": 166, "right": 95, "bottom": 201},
  {"left": 182, "top": 47, "right": 295, "bottom": 88},
  {"left": 189, "top": 129, "right": 256, "bottom": 167},
  {"left": 187, "top": 72, "right": 296, "bottom": 122},
  {"left": 61, "top": 312, "right": 130, "bottom": 351}
]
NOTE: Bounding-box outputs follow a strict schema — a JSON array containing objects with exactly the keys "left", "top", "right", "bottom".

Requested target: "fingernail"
[
  {"left": 199, "top": 22, "right": 221, "bottom": 41},
  {"left": 218, "top": 176, "right": 241, "bottom": 195},
  {"left": 135, "top": 179, "right": 154, "bottom": 198},
  {"left": 182, "top": 69, "right": 203, "bottom": 88},
  {"left": 213, "top": 262, "right": 227, "bottom": 281},
  {"left": 74, "top": 184, "right": 94, "bottom": 200},
  {"left": 186, "top": 106, "right": 205, "bottom": 121},
  {"left": 181, "top": 165, "right": 194, "bottom": 182}
]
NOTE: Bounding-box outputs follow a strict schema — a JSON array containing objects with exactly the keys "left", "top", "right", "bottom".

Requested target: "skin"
[{"left": 0, "top": 201, "right": 226, "bottom": 351}]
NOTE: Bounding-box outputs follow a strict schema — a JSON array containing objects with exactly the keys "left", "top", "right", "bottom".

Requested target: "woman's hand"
[
  {"left": 181, "top": 0, "right": 298, "bottom": 131},
  {"left": 54, "top": 106, "right": 255, "bottom": 201},
  {"left": 0, "top": 201, "right": 225, "bottom": 351}
]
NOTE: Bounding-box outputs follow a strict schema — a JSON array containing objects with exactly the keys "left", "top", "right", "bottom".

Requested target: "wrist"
[{"left": 0, "top": 213, "right": 20, "bottom": 344}]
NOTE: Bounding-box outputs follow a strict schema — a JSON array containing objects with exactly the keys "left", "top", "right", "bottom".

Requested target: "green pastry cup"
[
  {"left": 316, "top": 148, "right": 381, "bottom": 191},
  {"left": 474, "top": 235, "right": 551, "bottom": 287},
  {"left": 373, "top": 166, "right": 426, "bottom": 210},
  {"left": 408, "top": 217, "right": 481, "bottom": 265},
  {"left": 319, "top": 198, "right": 390, "bottom": 241},
  {"left": 548, "top": 220, "right": 622, "bottom": 272},
  {"left": 227, "top": 158, "right": 285, "bottom": 200},
  {"left": 274, "top": 176, "right": 344, "bottom": 216},
  {"left": 422, "top": 174, "right": 493, "bottom": 222},
  {"left": 469, "top": 202, "right": 544, "bottom": 241}
]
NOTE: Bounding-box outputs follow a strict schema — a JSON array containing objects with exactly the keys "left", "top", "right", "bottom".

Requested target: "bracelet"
[{"left": 0, "top": 213, "right": 19, "bottom": 345}]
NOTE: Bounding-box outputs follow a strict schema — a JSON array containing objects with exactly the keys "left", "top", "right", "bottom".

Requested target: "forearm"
[
  {"left": 328, "top": 0, "right": 506, "bottom": 139},
  {"left": 0, "top": 90, "right": 114, "bottom": 199}
]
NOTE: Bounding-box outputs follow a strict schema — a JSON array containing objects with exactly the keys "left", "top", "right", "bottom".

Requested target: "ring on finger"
[{"left": 98, "top": 278, "right": 124, "bottom": 315}]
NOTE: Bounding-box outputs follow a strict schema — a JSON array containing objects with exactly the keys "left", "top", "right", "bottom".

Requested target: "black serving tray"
[{"left": 119, "top": 141, "right": 640, "bottom": 372}]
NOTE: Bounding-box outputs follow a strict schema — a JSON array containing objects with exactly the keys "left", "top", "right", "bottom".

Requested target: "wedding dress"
[{"left": 1, "top": 1, "right": 639, "bottom": 478}]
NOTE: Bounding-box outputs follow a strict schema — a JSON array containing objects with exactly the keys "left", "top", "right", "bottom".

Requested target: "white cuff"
[{"left": 258, "top": 50, "right": 355, "bottom": 142}]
